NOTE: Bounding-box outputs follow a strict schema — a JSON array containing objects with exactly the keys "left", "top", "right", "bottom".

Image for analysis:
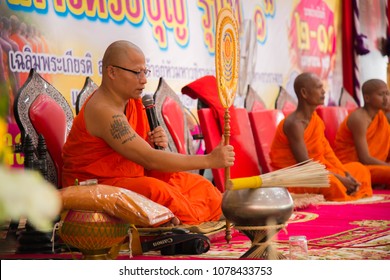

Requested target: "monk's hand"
[
  {"left": 148, "top": 126, "right": 168, "bottom": 149},
  {"left": 341, "top": 172, "right": 360, "bottom": 195},
  {"left": 209, "top": 138, "right": 235, "bottom": 168}
]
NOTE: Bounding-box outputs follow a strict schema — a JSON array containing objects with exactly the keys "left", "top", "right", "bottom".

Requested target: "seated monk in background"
[
  {"left": 270, "top": 72, "right": 372, "bottom": 201},
  {"left": 62, "top": 40, "right": 235, "bottom": 225},
  {"left": 333, "top": 79, "right": 390, "bottom": 187}
]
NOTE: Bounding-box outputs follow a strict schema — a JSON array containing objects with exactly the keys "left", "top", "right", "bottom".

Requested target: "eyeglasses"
[{"left": 110, "top": 65, "right": 151, "bottom": 79}]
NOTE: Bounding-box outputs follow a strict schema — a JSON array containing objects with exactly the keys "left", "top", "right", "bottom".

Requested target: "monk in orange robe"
[
  {"left": 9, "top": 18, "right": 29, "bottom": 87},
  {"left": 62, "top": 40, "right": 235, "bottom": 225},
  {"left": 270, "top": 72, "right": 372, "bottom": 201},
  {"left": 334, "top": 79, "right": 390, "bottom": 186}
]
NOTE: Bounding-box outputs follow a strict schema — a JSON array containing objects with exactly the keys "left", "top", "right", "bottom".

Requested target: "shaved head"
[
  {"left": 102, "top": 40, "right": 143, "bottom": 68},
  {"left": 293, "top": 72, "right": 317, "bottom": 98},
  {"left": 362, "top": 79, "right": 387, "bottom": 97}
]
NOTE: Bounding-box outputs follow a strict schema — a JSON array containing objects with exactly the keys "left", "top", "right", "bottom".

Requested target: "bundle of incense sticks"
[{"left": 227, "top": 159, "right": 329, "bottom": 190}]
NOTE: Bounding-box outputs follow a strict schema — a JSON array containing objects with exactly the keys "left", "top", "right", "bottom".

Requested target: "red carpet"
[
  {"left": 1, "top": 190, "right": 389, "bottom": 260},
  {"left": 128, "top": 190, "right": 390, "bottom": 260},
  {"left": 274, "top": 190, "right": 390, "bottom": 259}
]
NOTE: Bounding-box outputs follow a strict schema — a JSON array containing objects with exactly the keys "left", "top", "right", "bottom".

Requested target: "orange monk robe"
[
  {"left": 62, "top": 97, "right": 222, "bottom": 225},
  {"left": 1, "top": 49, "right": 15, "bottom": 122},
  {"left": 270, "top": 112, "right": 372, "bottom": 201},
  {"left": 334, "top": 110, "right": 390, "bottom": 184}
]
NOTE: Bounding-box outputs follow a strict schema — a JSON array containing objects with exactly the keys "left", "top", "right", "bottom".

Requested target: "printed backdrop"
[
  {"left": 1, "top": 0, "right": 342, "bottom": 108},
  {"left": 1, "top": 0, "right": 343, "bottom": 167}
]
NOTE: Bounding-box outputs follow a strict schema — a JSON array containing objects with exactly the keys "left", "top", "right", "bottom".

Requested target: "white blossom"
[{"left": 0, "top": 166, "right": 62, "bottom": 232}]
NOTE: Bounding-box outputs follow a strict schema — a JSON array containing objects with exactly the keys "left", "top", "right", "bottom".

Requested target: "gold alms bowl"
[{"left": 58, "top": 210, "right": 130, "bottom": 259}]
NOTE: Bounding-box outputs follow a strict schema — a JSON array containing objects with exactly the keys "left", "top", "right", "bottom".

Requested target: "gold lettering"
[{"left": 295, "top": 12, "right": 310, "bottom": 50}]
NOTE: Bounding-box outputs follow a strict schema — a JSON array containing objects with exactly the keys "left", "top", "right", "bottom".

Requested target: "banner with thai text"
[{"left": 0, "top": 0, "right": 341, "bottom": 167}]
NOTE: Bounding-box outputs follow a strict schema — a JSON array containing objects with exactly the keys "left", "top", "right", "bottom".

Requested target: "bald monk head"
[
  {"left": 102, "top": 40, "right": 143, "bottom": 69},
  {"left": 99, "top": 40, "right": 150, "bottom": 101},
  {"left": 361, "top": 79, "right": 389, "bottom": 111},
  {"left": 101, "top": 40, "right": 146, "bottom": 82},
  {"left": 293, "top": 72, "right": 325, "bottom": 107}
]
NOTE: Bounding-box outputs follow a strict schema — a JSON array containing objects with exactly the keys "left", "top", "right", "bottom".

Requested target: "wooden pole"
[
  {"left": 215, "top": 6, "right": 239, "bottom": 244},
  {"left": 224, "top": 107, "right": 232, "bottom": 243}
]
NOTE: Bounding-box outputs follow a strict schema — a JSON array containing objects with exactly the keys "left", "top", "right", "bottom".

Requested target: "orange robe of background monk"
[
  {"left": 334, "top": 110, "right": 390, "bottom": 185},
  {"left": 270, "top": 112, "right": 373, "bottom": 201},
  {"left": 62, "top": 98, "right": 222, "bottom": 225}
]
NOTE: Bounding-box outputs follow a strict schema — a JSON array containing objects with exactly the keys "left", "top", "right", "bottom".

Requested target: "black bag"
[{"left": 141, "top": 228, "right": 211, "bottom": 256}]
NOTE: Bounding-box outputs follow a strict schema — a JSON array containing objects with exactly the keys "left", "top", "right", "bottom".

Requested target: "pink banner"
[{"left": 289, "top": 0, "right": 336, "bottom": 79}]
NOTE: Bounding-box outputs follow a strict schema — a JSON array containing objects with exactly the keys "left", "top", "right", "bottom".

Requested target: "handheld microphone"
[{"left": 142, "top": 94, "right": 163, "bottom": 150}]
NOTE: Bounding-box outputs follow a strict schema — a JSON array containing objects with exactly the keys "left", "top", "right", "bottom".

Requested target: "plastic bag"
[{"left": 59, "top": 184, "right": 175, "bottom": 227}]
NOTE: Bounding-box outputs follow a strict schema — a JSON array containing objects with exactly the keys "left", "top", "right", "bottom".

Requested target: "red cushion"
[
  {"left": 276, "top": 87, "right": 297, "bottom": 116},
  {"left": 29, "top": 94, "right": 67, "bottom": 186},
  {"left": 249, "top": 109, "right": 284, "bottom": 173},
  {"left": 198, "top": 108, "right": 260, "bottom": 192},
  {"left": 339, "top": 89, "right": 359, "bottom": 114},
  {"left": 182, "top": 75, "right": 240, "bottom": 135},
  {"left": 282, "top": 100, "right": 297, "bottom": 116},
  {"left": 345, "top": 101, "right": 358, "bottom": 114},
  {"left": 316, "top": 106, "right": 348, "bottom": 148},
  {"left": 251, "top": 100, "right": 266, "bottom": 111},
  {"left": 161, "top": 96, "right": 186, "bottom": 154}
]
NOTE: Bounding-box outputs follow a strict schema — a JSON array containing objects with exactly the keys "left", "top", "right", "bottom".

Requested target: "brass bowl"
[
  {"left": 58, "top": 210, "right": 130, "bottom": 259},
  {"left": 222, "top": 187, "right": 294, "bottom": 226},
  {"left": 222, "top": 187, "right": 294, "bottom": 259}
]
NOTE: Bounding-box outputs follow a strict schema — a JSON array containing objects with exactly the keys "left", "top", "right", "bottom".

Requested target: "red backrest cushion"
[
  {"left": 316, "top": 106, "right": 348, "bottom": 148},
  {"left": 161, "top": 96, "right": 186, "bottom": 154},
  {"left": 29, "top": 94, "right": 67, "bottom": 186},
  {"left": 345, "top": 101, "right": 358, "bottom": 114},
  {"left": 249, "top": 109, "right": 284, "bottom": 173},
  {"left": 282, "top": 101, "right": 297, "bottom": 116},
  {"left": 275, "top": 87, "right": 297, "bottom": 116},
  {"left": 182, "top": 75, "right": 240, "bottom": 135},
  {"left": 339, "top": 89, "right": 359, "bottom": 114},
  {"left": 251, "top": 100, "right": 267, "bottom": 112},
  {"left": 198, "top": 108, "right": 261, "bottom": 192}
]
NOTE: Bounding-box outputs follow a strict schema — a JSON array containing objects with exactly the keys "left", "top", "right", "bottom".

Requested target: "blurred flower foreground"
[{"left": 0, "top": 118, "right": 62, "bottom": 232}]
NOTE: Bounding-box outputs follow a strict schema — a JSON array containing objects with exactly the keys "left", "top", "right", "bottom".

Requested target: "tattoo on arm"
[{"left": 110, "top": 115, "right": 136, "bottom": 144}]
